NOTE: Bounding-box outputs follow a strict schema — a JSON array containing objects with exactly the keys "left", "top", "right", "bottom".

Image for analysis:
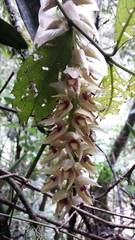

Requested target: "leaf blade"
[
  {"left": 12, "top": 31, "right": 74, "bottom": 124},
  {"left": 95, "top": 65, "right": 129, "bottom": 118},
  {"left": 114, "top": 0, "right": 135, "bottom": 50},
  {"left": 0, "top": 18, "right": 27, "bottom": 49}
]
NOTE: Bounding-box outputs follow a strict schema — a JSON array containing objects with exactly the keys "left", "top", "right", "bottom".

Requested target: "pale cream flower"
[
  {"left": 72, "top": 48, "right": 88, "bottom": 71},
  {"left": 72, "top": 0, "right": 98, "bottom": 8},
  {"left": 76, "top": 184, "right": 93, "bottom": 205},
  {"left": 42, "top": 121, "right": 68, "bottom": 144},
  {"left": 41, "top": 99, "right": 73, "bottom": 123},
  {"left": 36, "top": 0, "right": 107, "bottom": 217},
  {"left": 75, "top": 175, "right": 101, "bottom": 204},
  {"left": 55, "top": 197, "right": 72, "bottom": 219},
  {"left": 87, "top": 57, "right": 107, "bottom": 80},
  {"left": 41, "top": 175, "right": 58, "bottom": 192},
  {"left": 63, "top": 65, "right": 80, "bottom": 78},
  {"left": 57, "top": 159, "right": 76, "bottom": 190},
  {"left": 36, "top": 27, "right": 67, "bottom": 47},
  {"left": 83, "top": 143, "right": 101, "bottom": 155},
  {"left": 66, "top": 132, "right": 84, "bottom": 161},
  {"left": 72, "top": 108, "right": 97, "bottom": 136},
  {"left": 40, "top": 0, "right": 56, "bottom": 11},
  {"left": 61, "top": 1, "right": 80, "bottom": 21},
  {"left": 75, "top": 175, "right": 101, "bottom": 187},
  {"left": 78, "top": 41, "right": 106, "bottom": 64},
  {"left": 79, "top": 14, "right": 97, "bottom": 33},
  {"left": 52, "top": 190, "right": 71, "bottom": 204},
  {"left": 78, "top": 86, "right": 98, "bottom": 112},
  {"left": 40, "top": 145, "right": 62, "bottom": 164},
  {"left": 80, "top": 155, "right": 97, "bottom": 174}
]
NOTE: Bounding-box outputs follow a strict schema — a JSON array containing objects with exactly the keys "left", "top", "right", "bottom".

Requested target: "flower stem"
[
  {"left": 25, "top": 144, "right": 46, "bottom": 179},
  {"left": 54, "top": 0, "right": 135, "bottom": 77}
]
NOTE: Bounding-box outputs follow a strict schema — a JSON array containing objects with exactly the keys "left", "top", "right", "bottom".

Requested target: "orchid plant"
[{"left": 33, "top": 0, "right": 107, "bottom": 218}]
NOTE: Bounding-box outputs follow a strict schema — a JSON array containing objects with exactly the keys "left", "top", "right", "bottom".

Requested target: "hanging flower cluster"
[{"left": 35, "top": 0, "right": 107, "bottom": 218}]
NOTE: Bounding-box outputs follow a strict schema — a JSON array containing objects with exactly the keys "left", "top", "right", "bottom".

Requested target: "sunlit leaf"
[
  {"left": 12, "top": 31, "right": 74, "bottom": 124},
  {"left": 127, "top": 122, "right": 135, "bottom": 137},
  {"left": 114, "top": 0, "right": 135, "bottom": 50},
  {"left": 127, "top": 75, "right": 135, "bottom": 98},
  {"left": 0, "top": 18, "right": 27, "bottom": 49},
  {"left": 95, "top": 65, "right": 129, "bottom": 118}
]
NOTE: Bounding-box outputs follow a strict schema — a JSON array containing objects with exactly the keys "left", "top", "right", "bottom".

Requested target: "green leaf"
[
  {"left": 12, "top": 31, "right": 74, "bottom": 124},
  {"left": 126, "top": 122, "right": 135, "bottom": 137},
  {"left": 8, "top": 153, "right": 26, "bottom": 173},
  {"left": 127, "top": 75, "right": 135, "bottom": 98},
  {"left": 0, "top": 18, "right": 27, "bottom": 49},
  {"left": 95, "top": 65, "right": 129, "bottom": 118},
  {"left": 114, "top": 0, "right": 135, "bottom": 50},
  {"left": 0, "top": 203, "right": 11, "bottom": 239},
  {"left": 4, "top": 97, "right": 13, "bottom": 104}
]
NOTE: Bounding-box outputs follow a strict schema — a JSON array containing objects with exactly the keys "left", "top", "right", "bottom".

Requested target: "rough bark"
[{"left": 109, "top": 99, "right": 135, "bottom": 164}]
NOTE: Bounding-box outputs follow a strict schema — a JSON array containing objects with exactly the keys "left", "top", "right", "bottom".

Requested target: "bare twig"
[
  {"left": 0, "top": 169, "right": 37, "bottom": 222},
  {"left": 96, "top": 164, "right": 135, "bottom": 200},
  {"left": 0, "top": 72, "right": 14, "bottom": 94},
  {"left": 1, "top": 197, "right": 135, "bottom": 239},
  {"left": 85, "top": 205, "right": 135, "bottom": 221},
  {"left": 73, "top": 206, "right": 135, "bottom": 230},
  {"left": 0, "top": 105, "right": 17, "bottom": 114}
]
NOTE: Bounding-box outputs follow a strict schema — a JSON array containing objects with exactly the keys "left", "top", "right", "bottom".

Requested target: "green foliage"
[
  {"left": 115, "top": 0, "right": 135, "bottom": 50},
  {"left": 8, "top": 153, "right": 26, "bottom": 173},
  {"left": 127, "top": 122, "right": 135, "bottom": 137},
  {"left": 0, "top": 203, "right": 11, "bottom": 239},
  {"left": 127, "top": 75, "right": 135, "bottom": 96},
  {"left": 96, "top": 65, "right": 133, "bottom": 117},
  {"left": 0, "top": 18, "right": 27, "bottom": 49},
  {"left": 12, "top": 31, "right": 74, "bottom": 124},
  {"left": 97, "top": 163, "right": 113, "bottom": 183}
]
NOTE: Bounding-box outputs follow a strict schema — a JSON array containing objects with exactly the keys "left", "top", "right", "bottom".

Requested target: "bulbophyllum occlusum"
[{"left": 35, "top": 0, "right": 107, "bottom": 218}]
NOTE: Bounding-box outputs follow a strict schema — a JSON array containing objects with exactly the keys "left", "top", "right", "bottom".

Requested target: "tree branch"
[
  {"left": 0, "top": 169, "right": 37, "bottom": 222},
  {"left": 109, "top": 99, "right": 135, "bottom": 164},
  {"left": 96, "top": 164, "right": 135, "bottom": 200}
]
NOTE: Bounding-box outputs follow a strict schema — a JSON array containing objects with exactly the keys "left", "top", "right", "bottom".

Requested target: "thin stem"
[
  {"left": 1, "top": 196, "right": 134, "bottom": 222},
  {"left": 25, "top": 144, "right": 46, "bottom": 179},
  {"left": 54, "top": 0, "right": 135, "bottom": 76},
  {"left": 0, "top": 212, "right": 55, "bottom": 230},
  {"left": 108, "top": 58, "right": 135, "bottom": 76},
  {"left": 54, "top": 0, "right": 107, "bottom": 56}
]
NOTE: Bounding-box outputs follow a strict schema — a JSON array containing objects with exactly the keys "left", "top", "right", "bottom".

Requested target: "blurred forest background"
[{"left": 0, "top": 0, "right": 135, "bottom": 239}]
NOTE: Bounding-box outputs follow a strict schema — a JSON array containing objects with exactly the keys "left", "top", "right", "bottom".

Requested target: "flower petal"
[
  {"left": 76, "top": 184, "right": 93, "bottom": 205},
  {"left": 37, "top": 27, "right": 67, "bottom": 47},
  {"left": 63, "top": 65, "right": 80, "bottom": 78},
  {"left": 52, "top": 190, "right": 70, "bottom": 203},
  {"left": 40, "top": 0, "right": 56, "bottom": 11},
  {"left": 75, "top": 175, "right": 101, "bottom": 187},
  {"left": 41, "top": 175, "right": 58, "bottom": 192}
]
